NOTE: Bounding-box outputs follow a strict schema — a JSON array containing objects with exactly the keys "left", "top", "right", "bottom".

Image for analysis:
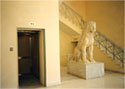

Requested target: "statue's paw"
[
  {"left": 90, "top": 59, "right": 96, "bottom": 63},
  {"left": 83, "top": 60, "right": 90, "bottom": 64}
]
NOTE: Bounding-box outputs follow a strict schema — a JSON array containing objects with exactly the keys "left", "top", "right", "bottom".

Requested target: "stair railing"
[
  {"left": 59, "top": 2, "right": 85, "bottom": 29},
  {"left": 94, "top": 31, "right": 124, "bottom": 67},
  {"left": 59, "top": 2, "right": 125, "bottom": 67}
]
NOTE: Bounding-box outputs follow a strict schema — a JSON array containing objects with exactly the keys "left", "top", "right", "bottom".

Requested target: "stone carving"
[{"left": 71, "top": 21, "right": 96, "bottom": 64}]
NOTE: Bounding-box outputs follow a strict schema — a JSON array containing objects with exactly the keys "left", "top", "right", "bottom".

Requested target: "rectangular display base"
[{"left": 67, "top": 61, "right": 104, "bottom": 79}]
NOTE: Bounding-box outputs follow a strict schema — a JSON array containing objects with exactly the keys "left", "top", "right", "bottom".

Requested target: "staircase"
[{"left": 59, "top": 2, "right": 125, "bottom": 69}]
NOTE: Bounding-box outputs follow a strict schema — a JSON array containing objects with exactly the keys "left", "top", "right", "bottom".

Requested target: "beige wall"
[
  {"left": 60, "top": 28, "right": 75, "bottom": 67},
  {"left": 86, "top": 1, "right": 124, "bottom": 48},
  {"left": 1, "top": 1, "right": 60, "bottom": 88},
  {"left": 0, "top": 1, "right": 1, "bottom": 88}
]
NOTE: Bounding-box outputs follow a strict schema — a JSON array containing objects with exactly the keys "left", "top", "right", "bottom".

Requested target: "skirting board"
[
  {"left": 46, "top": 81, "right": 61, "bottom": 87},
  {"left": 105, "top": 69, "right": 125, "bottom": 74}
]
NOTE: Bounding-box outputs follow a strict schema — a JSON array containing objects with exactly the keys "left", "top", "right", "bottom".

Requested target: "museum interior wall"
[
  {"left": 1, "top": 1, "right": 60, "bottom": 88},
  {"left": 0, "top": 1, "right": 1, "bottom": 88},
  {"left": 1, "top": 0, "right": 124, "bottom": 88},
  {"left": 59, "top": 1, "right": 124, "bottom": 73}
]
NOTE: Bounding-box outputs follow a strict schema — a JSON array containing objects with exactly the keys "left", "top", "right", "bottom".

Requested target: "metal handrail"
[
  {"left": 59, "top": 2, "right": 125, "bottom": 67},
  {"left": 94, "top": 31, "right": 124, "bottom": 67}
]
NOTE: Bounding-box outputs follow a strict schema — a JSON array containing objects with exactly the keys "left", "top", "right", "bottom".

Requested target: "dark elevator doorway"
[{"left": 18, "top": 31, "right": 41, "bottom": 88}]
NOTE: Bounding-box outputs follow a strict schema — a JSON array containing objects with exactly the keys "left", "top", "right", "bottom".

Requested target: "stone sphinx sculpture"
[{"left": 71, "top": 21, "right": 96, "bottom": 64}]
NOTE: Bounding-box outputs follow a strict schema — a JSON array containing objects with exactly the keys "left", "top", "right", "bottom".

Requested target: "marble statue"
[{"left": 72, "top": 21, "right": 96, "bottom": 64}]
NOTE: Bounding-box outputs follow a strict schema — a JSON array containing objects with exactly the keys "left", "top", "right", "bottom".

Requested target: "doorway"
[{"left": 17, "top": 30, "right": 45, "bottom": 88}]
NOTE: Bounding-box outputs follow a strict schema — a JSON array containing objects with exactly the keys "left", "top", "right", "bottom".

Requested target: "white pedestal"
[{"left": 67, "top": 61, "right": 104, "bottom": 79}]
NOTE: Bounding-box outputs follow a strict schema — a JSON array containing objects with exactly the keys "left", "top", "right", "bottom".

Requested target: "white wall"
[{"left": 1, "top": 1, "right": 60, "bottom": 88}]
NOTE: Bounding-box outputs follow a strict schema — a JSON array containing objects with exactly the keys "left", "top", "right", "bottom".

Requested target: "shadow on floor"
[{"left": 19, "top": 74, "right": 43, "bottom": 88}]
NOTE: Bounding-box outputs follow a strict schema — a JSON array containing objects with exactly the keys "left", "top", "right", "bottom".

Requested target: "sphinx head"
[{"left": 85, "top": 21, "right": 96, "bottom": 34}]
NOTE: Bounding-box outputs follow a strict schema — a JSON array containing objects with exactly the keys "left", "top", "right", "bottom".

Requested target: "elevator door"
[
  {"left": 18, "top": 32, "right": 40, "bottom": 78},
  {"left": 31, "top": 34, "right": 40, "bottom": 78},
  {"left": 18, "top": 34, "right": 31, "bottom": 74}
]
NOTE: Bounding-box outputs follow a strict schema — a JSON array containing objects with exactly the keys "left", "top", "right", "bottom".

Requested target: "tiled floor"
[
  {"left": 52, "top": 67, "right": 124, "bottom": 88},
  {"left": 19, "top": 67, "right": 125, "bottom": 89}
]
